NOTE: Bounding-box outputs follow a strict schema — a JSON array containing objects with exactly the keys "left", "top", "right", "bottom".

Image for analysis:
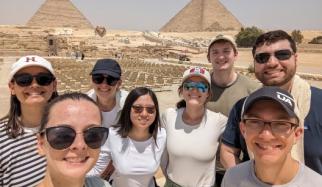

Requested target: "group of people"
[{"left": 1, "top": 29, "right": 322, "bottom": 187}]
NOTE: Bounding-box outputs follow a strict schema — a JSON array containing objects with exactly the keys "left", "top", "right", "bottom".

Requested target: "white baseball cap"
[
  {"left": 9, "top": 55, "right": 55, "bottom": 83},
  {"left": 182, "top": 66, "right": 211, "bottom": 85}
]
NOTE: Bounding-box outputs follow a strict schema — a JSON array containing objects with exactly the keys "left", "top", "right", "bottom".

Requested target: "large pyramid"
[
  {"left": 160, "top": 0, "right": 242, "bottom": 32},
  {"left": 27, "top": 0, "right": 93, "bottom": 29}
]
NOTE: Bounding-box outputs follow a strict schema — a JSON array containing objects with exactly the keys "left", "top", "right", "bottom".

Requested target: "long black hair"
[{"left": 114, "top": 87, "right": 160, "bottom": 143}]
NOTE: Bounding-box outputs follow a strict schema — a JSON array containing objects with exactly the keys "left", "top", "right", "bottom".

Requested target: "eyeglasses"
[
  {"left": 242, "top": 118, "right": 298, "bottom": 136},
  {"left": 183, "top": 81, "right": 209, "bottom": 93},
  {"left": 254, "top": 49, "right": 294, "bottom": 64},
  {"left": 92, "top": 74, "right": 119, "bottom": 86},
  {"left": 132, "top": 105, "right": 156, "bottom": 114},
  {"left": 42, "top": 126, "right": 109, "bottom": 150},
  {"left": 13, "top": 73, "right": 55, "bottom": 87}
]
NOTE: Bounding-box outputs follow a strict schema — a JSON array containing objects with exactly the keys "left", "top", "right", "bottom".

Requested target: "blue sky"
[{"left": 0, "top": 0, "right": 321, "bottom": 31}]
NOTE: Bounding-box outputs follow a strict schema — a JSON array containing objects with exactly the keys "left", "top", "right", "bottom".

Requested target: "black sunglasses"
[
  {"left": 92, "top": 74, "right": 119, "bottom": 86},
  {"left": 132, "top": 105, "right": 156, "bottom": 114},
  {"left": 13, "top": 73, "right": 55, "bottom": 87},
  {"left": 254, "top": 49, "right": 294, "bottom": 64},
  {"left": 43, "top": 126, "right": 109, "bottom": 150}
]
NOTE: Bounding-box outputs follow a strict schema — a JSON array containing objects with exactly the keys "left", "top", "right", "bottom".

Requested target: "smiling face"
[
  {"left": 130, "top": 94, "right": 156, "bottom": 132},
  {"left": 254, "top": 40, "right": 297, "bottom": 89},
  {"left": 240, "top": 100, "right": 302, "bottom": 166},
  {"left": 91, "top": 74, "right": 122, "bottom": 103},
  {"left": 9, "top": 66, "right": 56, "bottom": 107},
  {"left": 37, "top": 99, "right": 102, "bottom": 180},
  {"left": 181, "top": 76, "right": 210, "bottom": 107},
  {"left": 208, "top": 41, "right": 237, "bottom": 71}
]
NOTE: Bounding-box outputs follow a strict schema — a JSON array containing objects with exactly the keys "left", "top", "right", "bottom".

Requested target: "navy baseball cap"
[
  {"left": 241, "top": 86, "right": 298, "bottom": 119},
  {"left": 90, "top": 59, "right": 121, "bottom": 79}
]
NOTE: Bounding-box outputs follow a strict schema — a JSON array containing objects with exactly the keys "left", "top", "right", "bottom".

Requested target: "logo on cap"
[
  {"left": 277, "top": 92, "right": 293, "bottom": 107},
  {"left": 190, "top": 67, "right": 205, "bottom": 74},
  {"left": 25, "top": 57, "right": 36, "bottom": 62}
]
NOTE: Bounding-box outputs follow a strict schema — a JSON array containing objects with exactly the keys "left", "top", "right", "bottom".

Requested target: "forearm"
[{"left": 220, "top": 144, "right": 241, "bottom": 169}]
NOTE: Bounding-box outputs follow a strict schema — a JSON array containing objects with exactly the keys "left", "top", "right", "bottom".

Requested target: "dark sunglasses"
[
  {"left": 43, "top": 126, "right": 109, "bottom": 150},
  {"left": 132, "top": 105, "right": 156, "bottom": 114},
  {"left": 254, "top": 49, "right": 294, "bottom": 64},
  {"left": 92, "top": 74, "right": 119, "bottom": 86},
  {"left": 183, "top": 81, "right": 209, "bottom": 93},
  {"left": 13, "top": 73, "right": 55, "bottom": 87}
]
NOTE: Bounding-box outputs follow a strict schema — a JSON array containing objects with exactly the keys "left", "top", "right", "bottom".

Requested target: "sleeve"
[
  {"left": 218, "top": 113, "right": 228, "bottom": 135},
  {"left": 221, "top": 98, "right": 245, "bottom": 149},
  {"left": 160, "top": 109, "right": 169, "bottom": 128},
  {"left": 220, "top": 168, "right": 232, "bottom": 187},
  {"left": 87, "top": 138, "right": 111, "bottom": 176}
]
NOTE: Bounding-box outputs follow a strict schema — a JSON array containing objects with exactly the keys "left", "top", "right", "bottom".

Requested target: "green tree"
[
  {"left": 291, "top": 30, "right": 304, "bottom": 44},
  {"left": 235, "top": 27, "right": 264, "bottom": 48}
]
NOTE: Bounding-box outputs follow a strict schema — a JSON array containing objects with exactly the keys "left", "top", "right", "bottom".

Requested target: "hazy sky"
[{"left": 0, "top": 0, "right": 321, "bottom": 31}]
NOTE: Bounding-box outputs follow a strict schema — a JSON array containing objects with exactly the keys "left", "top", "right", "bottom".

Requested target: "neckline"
[{"left": 179, "top": 108, "right": 206, "bottom": 128}]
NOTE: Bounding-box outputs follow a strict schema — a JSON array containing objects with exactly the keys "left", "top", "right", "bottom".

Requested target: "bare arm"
[{"left": 220, "top": 143, "right": 241, "bottom": 169}]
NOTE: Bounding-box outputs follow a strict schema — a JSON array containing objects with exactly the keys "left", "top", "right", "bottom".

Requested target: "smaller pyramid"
[
  {"left": 160, "top": 0, "right": 242, "bottom": 32},
  {"left": 27, "top": 0, "right": 93, "bottom": 29}
]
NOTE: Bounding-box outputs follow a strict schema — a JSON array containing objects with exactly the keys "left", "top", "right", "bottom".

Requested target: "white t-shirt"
[
  {"left": 222, "top": 160, "right": 322, "bottom": 187},
  {"left": 86, "top": 89, "right": 128, "bottom": 128},
  {"left": 103, "top": 127, "right": 166, "bottom": 187},
  {"left": 161, "top": 107, "right": 227, "bottom": 187},
  {"left": 101, "top": 106, "right": 119, "bottom": 128}
]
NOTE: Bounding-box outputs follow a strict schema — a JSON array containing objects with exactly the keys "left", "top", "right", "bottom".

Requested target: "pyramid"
[
  {"left": 160, "top": 0, "right": 242, "bottom": 32},
  {"left": 27, "top": 0, "right": 93, "bottom": 29}
]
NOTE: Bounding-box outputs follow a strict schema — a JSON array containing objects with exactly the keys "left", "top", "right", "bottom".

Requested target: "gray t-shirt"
[
  {"left": 85, "top": 176, "right": 111, "bottom": 187},
  {"left": 207, "top": 74, "right": 260, "bottom": 116},
  {"left": 222, "top": 160, "right": 322, "bottom": 187}
]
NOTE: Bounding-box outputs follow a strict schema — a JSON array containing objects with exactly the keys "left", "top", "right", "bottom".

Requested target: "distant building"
[
  {"left": 160, "top": 0, "right": 242, "bottom": 32},
  {"left": 27, "top": 0, "right": 93, "bottom": 29}
]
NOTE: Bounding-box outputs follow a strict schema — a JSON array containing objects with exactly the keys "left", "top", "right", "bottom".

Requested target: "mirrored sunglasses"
[
  {"left": 254, "top": 49, "right": 294, "bottom": 64},
  {"left": 13, "top": 73, "right": 55, "bottom": 87},
  {"left": 92, "top": 74, "right": 119, "bottom": 86},
  {"left": 183, "top": 81, "right": 209, "bottom": 93},
  {"left": 43, "top": 126, "right": 109, "bottom": 150},
  {"left": 132, "top": 105, "right": 156, "bottom": 114}
]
